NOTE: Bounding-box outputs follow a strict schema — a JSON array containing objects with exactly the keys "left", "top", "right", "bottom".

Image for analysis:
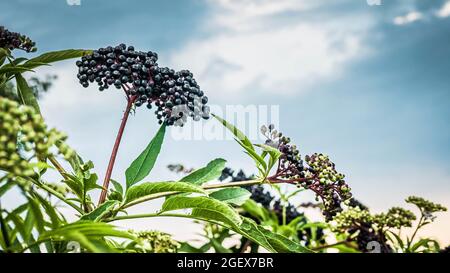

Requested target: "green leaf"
[
  {"left": 212, "top": 115, "right": 268, "bottom": 173},
  {"left": 27, "top": 197, "right": 45, "bottom": 234},
  {"left": 178, "top": 242, "right": 211, "bottom": 253},
  {"left": 126, "top": 124, "right": 166, "bottom": 188},
  {"left": 125, "top": 181, "right": 206, "bottom": 203},
  {"left": 180, "top": 158, "right": 226, "bottom": 185},
  {"left": 242, "top": 199, "right": 268, "bottom": 221},
  {"left": 110, "top": 180, "right": 124, "bottom": 196},
  {"left": 80, "top": 200, "right": 119, "bottom": 222},
  {"left": 0, "top": 48, "right": 8, "bottom": 66},
  {"left": 161, "top": 196, "right": 242, "bottom": 226},
  {"left": 23, "top": 49, "right": 93, "bottom": 69},
  {"left": 212, "top": 114, "right": 254, "bottom": 150},
  {"left": 387, "top": 231, "right": 404, "bottom": 250},
  {"left": 32, "top": 192, "right": 63, "bottom": 229},
  {"left": 39, "top": 221, "right": 134, "bottom": 252},
  {"left": 255, "top": 144, "right": 282, "bottom": 171},
  {"left": 235, "top": 218, "right": 275, "bottom": 252},
  {"left": 0, "top": 66, "right": 34, "bottom": 75},
  {"left": 209, "top": 187, "right": 251, "bottom": 206},
  {"left": 257, "top": 226, "right": 313, "bottom": 253},
  {"left": 0, "top": 182, "right": 15, "bottom": 197},
  {"left": 15, "top": 73, "right": 40, "bottom": 113},
  {"left": 190, "top": 208, "right": 240, "bottom": 228}
]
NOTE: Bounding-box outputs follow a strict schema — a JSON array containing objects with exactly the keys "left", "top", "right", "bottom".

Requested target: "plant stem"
[
  {"left": 48, "top": 156, "right": 67, "bottom": 177},
  {"left": 107, "top": 212, "right": 224, "bottom": 227},
  {"left": 98, "top": 96, "right": 135, "bottom": 205},
  {"left": 407, "top": 213, "right": 424, "bottom": 250}
]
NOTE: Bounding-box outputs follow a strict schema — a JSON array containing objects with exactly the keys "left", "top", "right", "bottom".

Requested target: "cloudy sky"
[{"left": 1, "top": 0, "right": 450, "bottom": 245}]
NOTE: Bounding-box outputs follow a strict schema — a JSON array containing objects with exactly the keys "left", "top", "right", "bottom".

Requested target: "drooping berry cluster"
[
  {"left": 76, "top": 44, "right": 210, "bottom": 126},
  {"left": 0, "top": 26, "right": 36, "bottom": 52},
  {"left": 261, "top": 124, "right": 352, "bottom": 221},
  {"left": 0, "top": 98, "right": 72, "bottom": 176}
]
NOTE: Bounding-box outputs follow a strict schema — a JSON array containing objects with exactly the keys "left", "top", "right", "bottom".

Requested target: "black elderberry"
[
  {"left": 75, "top": 44, "right": 211, "bottom": 126},
  {"left": 0, "top": 26, "right": 36, "bottom": 52}
]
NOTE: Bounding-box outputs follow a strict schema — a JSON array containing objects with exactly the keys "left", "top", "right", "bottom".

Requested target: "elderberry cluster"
[
  {"left": 76, "top": 44, "right": 210, "bottom": 126},
  {"left": 261, "top": 124, "right": 352, "bottom": 221},
  {"left": 0, "top": 26, "right": 36, "bottom": 52}
]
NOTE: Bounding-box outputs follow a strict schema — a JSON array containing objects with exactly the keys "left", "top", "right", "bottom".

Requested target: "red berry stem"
[{"left": 98, "top": 94, "right": 136, "bottom": 205}]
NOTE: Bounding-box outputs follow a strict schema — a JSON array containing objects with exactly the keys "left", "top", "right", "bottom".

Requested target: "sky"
[{"left": 1, "top": 0, "right": 450, "bottom": 245}]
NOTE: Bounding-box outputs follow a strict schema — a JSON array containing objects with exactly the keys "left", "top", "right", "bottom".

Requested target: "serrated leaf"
[
  {"left": 126, "top": 124, "right": 166, "bottom": 188},
  {"left": 180, "top": 158, "right": 226, "bottom": 185},
  {"left": 80, "top": 200, "right": 118, "bottom": 222},
  {"left": 15, "top": 73, "right": 40, "bottom": 113},
  {"left": 161, "top": 196, "right": 242, "bottom": 226},
  {"left": 125, "top": 181, "right": 206, "bottom": 203},
  {"left": 209, "top": 187, "right": 251, "bottom": 206},
  {"left": 23, "top": 49, "right": 93, "bottom": 69}
]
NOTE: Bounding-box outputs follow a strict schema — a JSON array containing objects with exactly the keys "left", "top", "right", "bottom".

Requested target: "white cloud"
[
  {"left": 167, "top": 0, "right": 373, "bottom": 99},
  {"left": 393, "top": 11, "right": 423, "bottom": 25},
  {"left": 436, "top": 1, "right": 450, "bottom": 18}
]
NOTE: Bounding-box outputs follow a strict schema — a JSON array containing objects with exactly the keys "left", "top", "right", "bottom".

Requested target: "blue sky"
[{"left": 1, "top": 0, "right": 450, "bottom": 243}]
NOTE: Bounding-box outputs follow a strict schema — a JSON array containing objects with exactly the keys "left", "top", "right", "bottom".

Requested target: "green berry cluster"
[
  {"left": 332, "top": 206, "right": 372, "bottom": 232},
  {"left": 406, "top": 196, "right": 447, "bottom": 220},
  {"left": 0, "top": 97, "right": 73, "bottom": 176},
  {"left": 374, "top": 207, "right": 416, "bottom": 229},
  {"left": 128, "top": 231, "right": 179, "bottom": 253},
  {"left": 305, "top": 153, "right": 347, "bottom": 187}
]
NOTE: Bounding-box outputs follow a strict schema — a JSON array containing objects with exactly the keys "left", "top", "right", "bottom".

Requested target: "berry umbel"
[
  {"left": 76, "top": 44, "right": 210, "bottom": 126},
  {"left": 0, "top": 26, "right": 36, "bottom": 52}
]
